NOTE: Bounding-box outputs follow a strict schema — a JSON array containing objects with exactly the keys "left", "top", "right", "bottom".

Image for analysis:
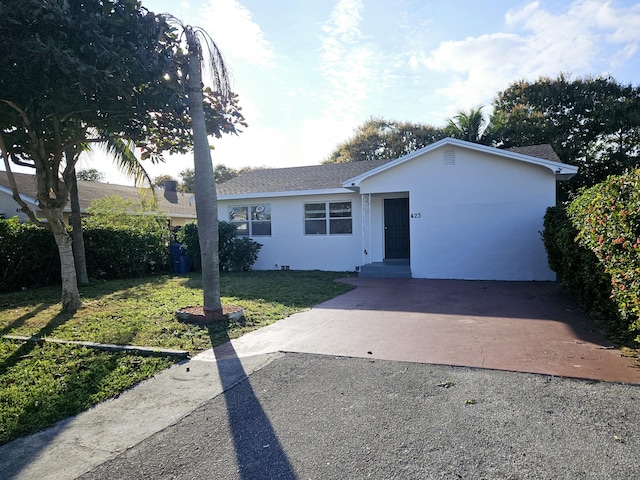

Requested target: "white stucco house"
[{"left": 217, "top": 138, "right": 578, "bottom": 281}]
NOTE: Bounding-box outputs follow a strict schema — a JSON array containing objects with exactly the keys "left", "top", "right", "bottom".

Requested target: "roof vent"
[{"left": 444, "top": 148, "right": 455, "bottom": 166}]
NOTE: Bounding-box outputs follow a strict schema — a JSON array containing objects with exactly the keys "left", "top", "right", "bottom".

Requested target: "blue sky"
[{"left": 44, "top": 1, "right": 640, "bottom": 183}]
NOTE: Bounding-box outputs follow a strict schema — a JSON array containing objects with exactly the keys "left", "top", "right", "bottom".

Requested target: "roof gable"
[{"left": 343, "top": 138, "right": 578, "bottom": 188}]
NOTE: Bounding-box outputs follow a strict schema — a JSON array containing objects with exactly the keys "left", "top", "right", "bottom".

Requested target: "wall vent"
[{"left": 444, "top": 147, "right": 455, "bottom": 166}]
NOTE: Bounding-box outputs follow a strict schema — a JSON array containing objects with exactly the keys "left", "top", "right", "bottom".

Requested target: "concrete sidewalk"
[{"left": 0, "top": 352, "right": 283, "bottom": 480}]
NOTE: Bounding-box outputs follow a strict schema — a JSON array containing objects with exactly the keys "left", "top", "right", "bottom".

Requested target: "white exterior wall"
[
  {"left": 359, "top": 147, "right": 557, "bottom": 281},
  {"left": 218, "top": 192, "right": 362, "bottom": 272}
]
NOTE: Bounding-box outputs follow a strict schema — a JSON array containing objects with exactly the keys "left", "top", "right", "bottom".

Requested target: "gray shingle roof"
[
  {"left": 506, "top": 144, "right": 561, "bottom": 162},
  {"left": 216, "top": 160, "right": 391, "bottom": 196},
  {"left": 0, "top": 171, "right": 196, "bottom": 218},
  {"left": 218, "top": 143, "right": 564, "bottom": 196}
]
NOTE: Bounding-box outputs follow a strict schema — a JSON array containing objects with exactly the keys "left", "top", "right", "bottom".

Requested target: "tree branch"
[{"left": 0, "top": 132, "right": 46, "bottom": 227}]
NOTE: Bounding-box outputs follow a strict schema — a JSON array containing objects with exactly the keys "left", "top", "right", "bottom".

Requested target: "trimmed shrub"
[
  {"left": 226, "top": 237, "right": 262, "bottom": 272},
  {"left": 83, "top": 227, "right": 170, "bottom": 279},
  {"left": 568, "top": 170, "right": 640, "bottom": 342},
  {"left": 0, "top": 218, "right": 60, "bottom": 291},
  {"left": 177, "top": 220, "right": 262, "bottom": 272},
  {"left": 542, "top": 206, "right": 619, "bottom": 336},
  {"left": 0, "top": 218, "right": 170, "bottom": 292},
  {"left": 543, "top": 169, "right": 640, "bottom": 344}
]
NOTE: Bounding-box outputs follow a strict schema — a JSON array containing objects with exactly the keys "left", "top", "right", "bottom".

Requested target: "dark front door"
[{"left": 384, "top": 198, "right": 410, "bottom": 259}]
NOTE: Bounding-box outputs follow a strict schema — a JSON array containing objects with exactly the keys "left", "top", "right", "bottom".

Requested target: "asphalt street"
[{"left": 78, "top": 352, "right": 640, "bottom": 480}]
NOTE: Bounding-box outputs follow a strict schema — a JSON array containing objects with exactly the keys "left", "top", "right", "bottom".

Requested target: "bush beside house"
[
  {"left": 0, "top": 216, "right": 263, "bottom": 292},
  {"left": 543, "top": 169, "right": 640, "bottom": 344},
  {"left": 177, "top": 220, "right": 262, "bottom": 272}
]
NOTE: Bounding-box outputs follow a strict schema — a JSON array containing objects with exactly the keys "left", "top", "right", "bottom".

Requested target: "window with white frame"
[
  {"left": 228, "top": 204, "right": 271, "bottom": 236},
  {"left": 304, "top": 201, "right": 352, "bottom": 235}
]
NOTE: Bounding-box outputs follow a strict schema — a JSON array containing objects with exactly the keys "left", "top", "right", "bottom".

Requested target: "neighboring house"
[
  {"left": 217, "top": 138, "right": 578, "bottom": 280},
  {"left": 0, "top": 173, "right": 196, "bottom": 228}
]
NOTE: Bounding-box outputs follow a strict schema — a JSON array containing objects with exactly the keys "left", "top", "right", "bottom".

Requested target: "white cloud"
[
  {"left": 417, "top": 0, "right": 639, "bottom": 111},
  {"left": 318, "top": 0, "right": 374, "bottom": 119},
  {"left": 200, "top": 0, "right": 276, "bottom": 68}
]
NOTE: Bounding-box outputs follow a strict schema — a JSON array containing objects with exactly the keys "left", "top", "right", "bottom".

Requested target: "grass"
[{"left": 0, "top": 270, "right": 355, "bottom": 445}]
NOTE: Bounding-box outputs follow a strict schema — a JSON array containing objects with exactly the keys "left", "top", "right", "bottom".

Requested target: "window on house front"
[
  {"left": 304, "top": 201, "right": 352, "bottom": 235},
  {"left": 229, "top": 204, "right": 271, "bottom": 236}
]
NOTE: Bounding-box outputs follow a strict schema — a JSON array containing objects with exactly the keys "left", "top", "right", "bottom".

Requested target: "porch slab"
[
  {"left": 197, "top": 278, "right": 640, "bottom": 384},
  {"left": 358, "top": 261, "right": 411, "bottom": 278}
]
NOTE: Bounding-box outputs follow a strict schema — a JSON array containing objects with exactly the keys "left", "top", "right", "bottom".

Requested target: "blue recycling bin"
[
  {"left": 179, "top": 254, "right": 192, "bottom": 273},
  {"left": 169, "top": 243, "right": 182, "bottom": 273}
]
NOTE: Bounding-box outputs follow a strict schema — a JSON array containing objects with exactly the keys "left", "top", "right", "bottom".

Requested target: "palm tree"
[
  {"left": 164, "top": 19, "right": 235, "bottom": 316},
  {"left": 445, "top": 107, "right": 489, "bottom": 144}
]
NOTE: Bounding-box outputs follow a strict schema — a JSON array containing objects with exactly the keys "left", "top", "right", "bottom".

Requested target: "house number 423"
[{"left": 410, "top": 213, "right": 422, "bottom": 218}]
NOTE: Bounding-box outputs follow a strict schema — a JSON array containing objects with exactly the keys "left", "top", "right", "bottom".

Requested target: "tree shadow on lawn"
[
  {"left": 0, "top": 309, "right": 74, "bottom": 377},
  {"left": 182, "top": 270, "right": 356, "bottom": 309},
  {"left": 0, "top": 306, "right": 170, "bottom": 449},
  {"left": 208, "top": 320, "right": 296, "bottom": 479},
  {"left": 0, "top": 303, "right": 50, "bottom": 337}
]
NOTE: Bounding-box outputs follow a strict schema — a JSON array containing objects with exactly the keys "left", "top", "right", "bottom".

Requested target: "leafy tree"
[
  {"left": 0, "top": 1, "right": 244, "bottom": 312},
  {"left": 178, "top": 168, "right": 195, "bottom": 192},
  {"left": 213, "top": 164, "right": 260, "bottom": 184},
  {"left": 325, "top": 117, "right": 446, "bottom": 163},
  {"left": 0, "top": 0, "right": 182, "bottom": 312},
  {"left": 489, "top": 75, "right": 640, "bottom": 198},
  {"left": 72, "top": 138, "right": 154, "bottom": 285},
  {"left": 84, "top": 195, "right": 168, "bottom": 234},
  {"left": 444, "top": 107, "right": 490, "bottom": 144},
  {"left": 76, "top": 169, "right": 105, "bottom": 182}
]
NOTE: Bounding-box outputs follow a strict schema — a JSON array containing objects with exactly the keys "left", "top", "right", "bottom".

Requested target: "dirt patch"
[{"left": 176, "top": 305, "right": 244, "bottom": 325}]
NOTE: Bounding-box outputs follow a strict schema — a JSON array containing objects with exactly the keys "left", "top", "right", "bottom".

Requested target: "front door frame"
[{"left": 384, "top": 197, "right": 410, "bottom": 260}]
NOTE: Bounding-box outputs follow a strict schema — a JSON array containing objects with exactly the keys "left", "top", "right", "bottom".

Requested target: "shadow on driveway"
[{"left": 211, "top": 326, "right": 296, "bottom": 479}]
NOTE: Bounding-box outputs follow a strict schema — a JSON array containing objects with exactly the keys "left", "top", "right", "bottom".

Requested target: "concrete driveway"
[{"left": 198, "top": 278, "right": 640, "bottom": 384}]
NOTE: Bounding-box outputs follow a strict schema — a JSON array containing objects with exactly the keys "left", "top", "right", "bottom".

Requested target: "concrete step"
[{"left": 358, "top": 262, "right": 412, "bottom": 279}]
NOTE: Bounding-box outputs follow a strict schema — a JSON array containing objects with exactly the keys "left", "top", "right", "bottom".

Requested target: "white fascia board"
[
  {"left": 218, "top": 188, "right": 354, "bottom": 201},
  {"left": 342, "top": 137, "right": 579, "bottom": 188}
]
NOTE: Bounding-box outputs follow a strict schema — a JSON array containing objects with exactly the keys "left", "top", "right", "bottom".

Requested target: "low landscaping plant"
[
  {"left": 177, "top": 220, "right": 262, "bottom": 272},
  {"left": 0, "top": 270, "right": 355, "bottom": 445}
]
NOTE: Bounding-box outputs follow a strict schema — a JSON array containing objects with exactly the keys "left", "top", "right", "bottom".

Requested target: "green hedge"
[
  {"left": 0, "top": 218, "right": 60, "bottom": 291},
  {"left": 542, "top": 206, "right": 620, "bottom": 336},
  {"left": 177, "top": 220, "right": 262, "bottom": 272},
  {"left": 543, "top": 169, "right": 640, "bottom": 344},
  {"left": 83, "top": 227, "right": 170, "bottom": 279},
  {"left": 0, "top": 219, "right": 170, "bottom": 291}
]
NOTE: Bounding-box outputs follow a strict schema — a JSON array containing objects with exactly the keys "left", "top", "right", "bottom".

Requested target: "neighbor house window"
[
  {"left": 229, "top": 204, "right": 271, "bottom": 236},
  {"left": 304, "top": 201, "right": 352, "bottom": 235}
]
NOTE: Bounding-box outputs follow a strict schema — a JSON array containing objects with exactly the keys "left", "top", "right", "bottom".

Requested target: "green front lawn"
[{"left": 0, "top": 270, "right": 355, "bottom": 445}]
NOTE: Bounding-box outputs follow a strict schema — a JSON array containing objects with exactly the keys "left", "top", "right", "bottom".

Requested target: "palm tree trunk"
[
  {"left": 69, "top": 167, "right": 89, "bottom": 285},
  {"left": 185, "top": 31, "right": 222, "bottom": 314}
]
